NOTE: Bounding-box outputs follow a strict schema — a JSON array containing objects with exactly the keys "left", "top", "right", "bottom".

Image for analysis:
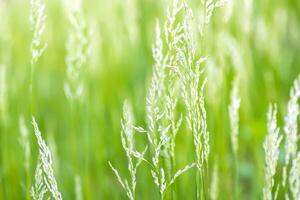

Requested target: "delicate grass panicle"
[
  {"left": 175, "top": 4, "right": 210, "bottom": 199},
  {"left": 177, "top": 5, "right": 209, "bottom": 170},
  {"left": 64, "top": 0, "right": 91, "bottom": 101},
  {"left": 29, "top": 0, "right": 47, "bottom": 112},
  {"left": 263, "top": 104, "right": 282, "bottom": 200},
  {"left": 199, "top": 0, "right": 228, "bottom": 34},
  {"left": 109, "top": 101, "right": 146, "bottom": 200},
  {"left": 146, "top": 21, "right": 165, "bottom": 146},
  {"left": 284, "top": 75, "right": 300, "bottom": 164},
  {"left": 203, "top": 0, "right": 226, "bottom": 24},
  {"left": 30, "top": 0, "right": 47, "bottom": 64},
  {"left": 31, "top": 117, "right": 62, "bottom": 200},
  {"left": 228, "top": 79, "right": 240, "bottom": 156},
  {"left": 149, "top": 0, "right": 184, "bottom": 179},
  {"left": 145, "top": 1, "right": 197, "bottom": 198},
  {"left": 282, "top": 75, "right": 300, "bottom": 190},
  {"left": 163, "top": 0, "right": 184, "bottom": 171}
]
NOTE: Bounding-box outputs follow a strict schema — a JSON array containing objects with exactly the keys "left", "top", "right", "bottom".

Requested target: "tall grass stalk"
[
  {"left": 31, "top": 117, "right": 62, "bottom": 200},
  {"left": 109, "top": 101, "right": 146, "bottom": 200},
  {"left": 144, "top": 1, "right": 196, "bottom": 199},
  {"left": 199, "top": 0, "right": 227, "bottom": 38},
  {"left": 282, "top": 75, "right": 300, "bottom": 195},
  {"left": 262, "top": 104, "right": 282, "bottom": 200},
  {"left": 146, "top": 18, "right": 168, "bottom": 197},
  {"left": 284, "top": 75, "right": 300, "bottom": 166},
  {"left": 159, "top": 0, "right": 185, "bottom": 198},
  {"left": 175, "top": 4, "right": 210, "bottom": 199},
  {"left": 30, "top": 0, "right": 47, "bottom": 65}
]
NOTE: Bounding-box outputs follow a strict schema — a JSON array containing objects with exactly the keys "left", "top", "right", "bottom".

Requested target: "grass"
[{"left": 0, "top": 0, "right": 300, "bottom": 199}]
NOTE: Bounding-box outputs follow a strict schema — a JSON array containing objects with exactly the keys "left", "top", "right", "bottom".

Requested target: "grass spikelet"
[
  {"left": 30, "top": 0, "right": 47, "bottom": 64},
  {"left": 109, "top": 100, "right": 146, "bottom": 200},
  {"left": 263, "top": 104, "right": 282, "bottom": 200},
  {"left": 282, "top": 75, "right": 300, "bottom": 190},
  {"left": 31, "top": 160, "right": 47, "bottom": 200},
  {"left": 29, "top": 0, "right": 47, "bottom": 114},
  {"left": 199, "top": 0, "right": 227, "bottom": 34},
  {"left": 176, "top": 5, "right": 210, "bottom": 199},
  {"left": 64, "top": 2, "right": 91, "bottom": 101},
  {"left": 146, "top": 21, "right": 165, "bottom": 147},
  {"left": 163, "top": 0, "right": 184, "bottom": 180},
  {"left": 168, "top": 163, "right": 196, "bottom": 186},
  {"left": 284, "top": 75, "right": 300, "bottom": 164},
  {"left": 144, "top": 2, "right": 196, "bottom": 198},
  {"left": 31, "top": 117, "right": 62, "bottom": 200},
  {"left": 145, "top": 11, "right": 167, "bottom": 195}
]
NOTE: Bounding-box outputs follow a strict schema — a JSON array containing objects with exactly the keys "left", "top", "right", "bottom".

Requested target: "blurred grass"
[{"left": 0, "top": 0, "right": 300, "bottom": 199}]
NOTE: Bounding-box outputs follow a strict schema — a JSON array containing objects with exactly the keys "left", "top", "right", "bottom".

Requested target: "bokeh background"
[{"left": 0, "top": 0, "right": 299, "bottom": 199}]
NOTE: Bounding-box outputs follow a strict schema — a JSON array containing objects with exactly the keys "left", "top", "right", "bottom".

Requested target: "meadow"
[{"left": 0, "top": 0, "right": 300, "bottom": 199}]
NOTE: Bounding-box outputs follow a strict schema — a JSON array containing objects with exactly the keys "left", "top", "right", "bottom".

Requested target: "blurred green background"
[{"left": 0, "top": 0, "right": 299, "bottom": 199}]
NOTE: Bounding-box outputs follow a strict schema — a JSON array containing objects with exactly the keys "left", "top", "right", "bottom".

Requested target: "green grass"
[{"left": 0, "top": 0, "right": 300, "bottom": 199}]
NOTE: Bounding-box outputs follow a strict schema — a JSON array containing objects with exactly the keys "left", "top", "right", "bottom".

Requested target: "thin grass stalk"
[
  {"left": 263, "top": 104, "right": 282, "bottom": 200},
  {"left": 144, "top": 1, "right": 195, "bottom": 198},
  {"left": 31, "top": 117, "right": 62, "bottom": 200},
  {"left": 176, "top": 6, "right": 210, "bottom": 198},
  {"left": 109, "top": 101, "right": 147, "bottom": 200}
]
